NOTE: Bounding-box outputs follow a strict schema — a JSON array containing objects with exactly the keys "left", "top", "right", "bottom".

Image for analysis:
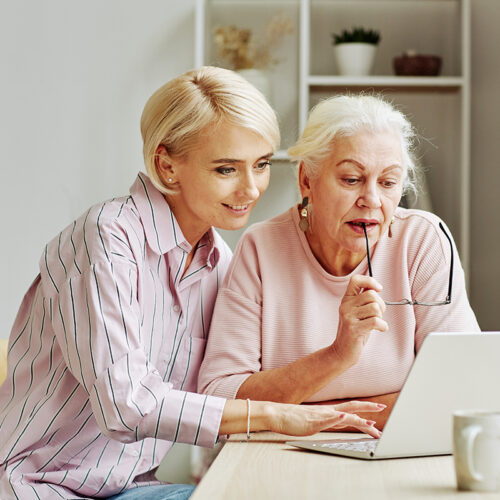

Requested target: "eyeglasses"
[{"left": 362, "top": 222, "right": 453, "bottom": 306}]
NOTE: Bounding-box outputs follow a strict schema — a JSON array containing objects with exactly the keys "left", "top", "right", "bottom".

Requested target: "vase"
[
  {"left": 334, "top": 43, "right": 377, "bottom": 76},
  {"left": 236, "top": 69, "right": 273, "bottom": 105}
]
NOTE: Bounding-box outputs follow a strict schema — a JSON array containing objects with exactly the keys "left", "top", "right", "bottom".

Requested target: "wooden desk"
[{"left": 191, "top": 432, "right": 500, "bottom": 499}]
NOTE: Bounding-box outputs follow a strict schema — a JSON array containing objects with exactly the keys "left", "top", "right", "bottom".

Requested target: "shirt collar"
[{"left": 130, "top": 172, "right": 220, "bottom": 267}]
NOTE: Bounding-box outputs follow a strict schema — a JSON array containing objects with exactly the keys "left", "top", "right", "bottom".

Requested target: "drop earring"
[
  {"left": 388, "top": 217, "right": 395, "bottom": 238},
  {"left": 168, "top": 178, "right": 173, "bottom": 183},
  {"left": 299, "top": 196, "right": 309, "bottom": 232}
]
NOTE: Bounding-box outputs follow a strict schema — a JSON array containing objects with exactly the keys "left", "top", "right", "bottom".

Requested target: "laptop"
[{"left": 287, "top": 331, "right": 500, "bottom": 460}]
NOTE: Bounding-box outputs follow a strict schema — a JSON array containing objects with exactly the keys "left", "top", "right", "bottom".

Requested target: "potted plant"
[{"left": 331, "top": 27, "right": 381, "bottom": 76}]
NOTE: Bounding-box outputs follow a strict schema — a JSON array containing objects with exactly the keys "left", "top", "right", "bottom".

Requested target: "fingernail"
[{"left": 377, "top": 404, "right": 386, "bottom": 408}]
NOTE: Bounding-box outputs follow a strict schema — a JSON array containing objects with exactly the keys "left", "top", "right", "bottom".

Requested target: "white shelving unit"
[
  {"left": 194, "top": 0, "right": 470, "bottom": 277},
  {"left": 195, "top": 0, "right": 302, "bottom": 160}
]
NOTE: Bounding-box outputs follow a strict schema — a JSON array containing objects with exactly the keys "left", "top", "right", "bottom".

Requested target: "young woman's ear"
[{"left": 155, "top": 145, "right": 177, "bottom": 186}]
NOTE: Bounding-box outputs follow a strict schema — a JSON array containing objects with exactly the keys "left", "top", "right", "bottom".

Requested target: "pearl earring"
[{"left": 168, "top": 178, "right": 173, "bottom": 183}]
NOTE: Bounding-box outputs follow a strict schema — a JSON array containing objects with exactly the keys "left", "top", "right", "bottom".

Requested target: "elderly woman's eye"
[
  {"left": 381, "top": 180, "right": 397, "bottom": 188},
  {"left": 343, "top": 178, "right": 359, "bottom": 185}
]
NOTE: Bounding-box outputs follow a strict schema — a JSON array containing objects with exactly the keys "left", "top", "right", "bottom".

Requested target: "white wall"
[{"left": 0, "top": 1, "right": 193, "bottom": 336}]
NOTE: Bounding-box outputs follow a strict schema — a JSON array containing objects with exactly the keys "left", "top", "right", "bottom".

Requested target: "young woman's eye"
[
  {"left": 255, "top": 160, "right": 272, "bottom": 171},
  {"left": 216, "top": 166, "right": 236, "bottom": 176}
]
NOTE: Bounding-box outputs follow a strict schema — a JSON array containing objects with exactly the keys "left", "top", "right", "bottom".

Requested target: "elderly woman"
[
  {"left": 198, "top": 94, "right": 480, "bottom": 430},
  {"left": 0, "top": 70, "right": 383, "bottom": 500}
]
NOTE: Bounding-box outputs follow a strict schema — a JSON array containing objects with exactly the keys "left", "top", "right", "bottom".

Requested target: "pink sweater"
[{"left": 198, "top": 206, "right": 479, "bottom": 401}]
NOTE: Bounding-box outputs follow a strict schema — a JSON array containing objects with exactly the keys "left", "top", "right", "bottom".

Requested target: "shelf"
[{"left": 307, "top": 75, "right": 464, "bottom": 88}]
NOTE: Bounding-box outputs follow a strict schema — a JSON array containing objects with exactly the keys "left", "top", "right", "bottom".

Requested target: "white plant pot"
[
  {"left": 334, "top": 43, "right": 377, "bottom": 76},
  {"left": 236, "top": 69, "right": 273, "bottom": 105}
]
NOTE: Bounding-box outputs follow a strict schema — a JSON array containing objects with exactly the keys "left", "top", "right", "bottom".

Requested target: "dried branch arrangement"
[{"left": 213, "top": 13, "right": 293, "bottom": 70}]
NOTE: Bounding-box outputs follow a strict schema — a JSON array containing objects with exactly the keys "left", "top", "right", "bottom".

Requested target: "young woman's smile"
[{"left": 222, "top": 203, "right": 252, "bottom": 215}]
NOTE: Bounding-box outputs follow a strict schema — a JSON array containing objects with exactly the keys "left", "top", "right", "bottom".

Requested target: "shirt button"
[{"left": 173, "top": 305, "right": 180, "bottom": 313}]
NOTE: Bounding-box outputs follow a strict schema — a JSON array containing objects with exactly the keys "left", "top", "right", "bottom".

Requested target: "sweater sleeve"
[{"left": 198, "top": 233, "right": 263, "bottom": 398}]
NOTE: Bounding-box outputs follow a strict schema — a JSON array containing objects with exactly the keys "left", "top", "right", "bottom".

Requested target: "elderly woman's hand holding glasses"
[{"left": 332, "top": 274, "right": 388, "bottom": 370}]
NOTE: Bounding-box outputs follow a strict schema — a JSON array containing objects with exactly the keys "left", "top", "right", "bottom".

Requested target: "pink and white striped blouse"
[{"left": 0, "top": 172, "right": 230, "bottom": 499}]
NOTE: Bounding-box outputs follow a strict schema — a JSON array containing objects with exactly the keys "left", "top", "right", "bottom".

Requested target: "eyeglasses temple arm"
[
  {"left": 362, "top": 223, "right": 373, "bottom": 278},
  {"left": 439, "top": 222, "right": 454, "bottom": 302}
]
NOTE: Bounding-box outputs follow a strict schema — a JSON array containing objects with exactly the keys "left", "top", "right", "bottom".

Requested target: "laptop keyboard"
[{"left": 313, "top": 439, "right": 379, "bottom": 453}]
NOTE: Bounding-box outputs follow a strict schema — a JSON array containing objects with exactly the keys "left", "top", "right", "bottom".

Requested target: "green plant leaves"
[{"left": 331, "top": 27, "right": 380, "bottom": 45}]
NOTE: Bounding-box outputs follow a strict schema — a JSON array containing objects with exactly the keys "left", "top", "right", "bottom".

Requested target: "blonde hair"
[
  {"left": 288, "top": 94, "right": 418, "bottom": 194},
  {"left": 141, "top": 66, "right": 280, "bottom": 194}
]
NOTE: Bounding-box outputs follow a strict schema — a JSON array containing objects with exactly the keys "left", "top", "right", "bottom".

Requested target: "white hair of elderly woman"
[{"left": 288, "top": 94, "right": 419, "bottom": 195}]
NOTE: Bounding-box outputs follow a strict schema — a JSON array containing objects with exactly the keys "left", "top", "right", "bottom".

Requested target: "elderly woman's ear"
[{"left": 298, "top": 161, "right": 312, "bottom": 201}]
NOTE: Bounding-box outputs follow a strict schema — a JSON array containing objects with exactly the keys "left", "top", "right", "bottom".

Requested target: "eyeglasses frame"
[{"left": 362, "top": 221, "right": 453, "bottom": 306}]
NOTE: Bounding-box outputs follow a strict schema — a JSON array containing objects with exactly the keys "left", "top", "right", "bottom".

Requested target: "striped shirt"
[
  {"left": 199, "top": 206, "right": 480, "bottom": 401},
  {"left": 0, "top": 172, "right": 230, "bottom": 499}
]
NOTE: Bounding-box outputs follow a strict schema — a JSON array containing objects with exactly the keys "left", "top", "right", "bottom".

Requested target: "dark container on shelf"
[{"left": 393, "top": 54, "right": 442, "bottom": 76}]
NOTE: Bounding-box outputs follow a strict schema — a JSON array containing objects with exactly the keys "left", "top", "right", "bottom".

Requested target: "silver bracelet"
[{"left": 246, "top": 398, "right": 251, "bottom": 441}]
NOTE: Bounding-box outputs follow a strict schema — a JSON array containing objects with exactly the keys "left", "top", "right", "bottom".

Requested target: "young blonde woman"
[{"left": 0, "top": 68, "right": 383, "bottom": 500}]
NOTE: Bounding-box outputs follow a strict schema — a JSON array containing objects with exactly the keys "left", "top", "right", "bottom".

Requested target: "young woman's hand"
[{"left": 219, "top": 399, "right": 385, "bottom": 439}]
